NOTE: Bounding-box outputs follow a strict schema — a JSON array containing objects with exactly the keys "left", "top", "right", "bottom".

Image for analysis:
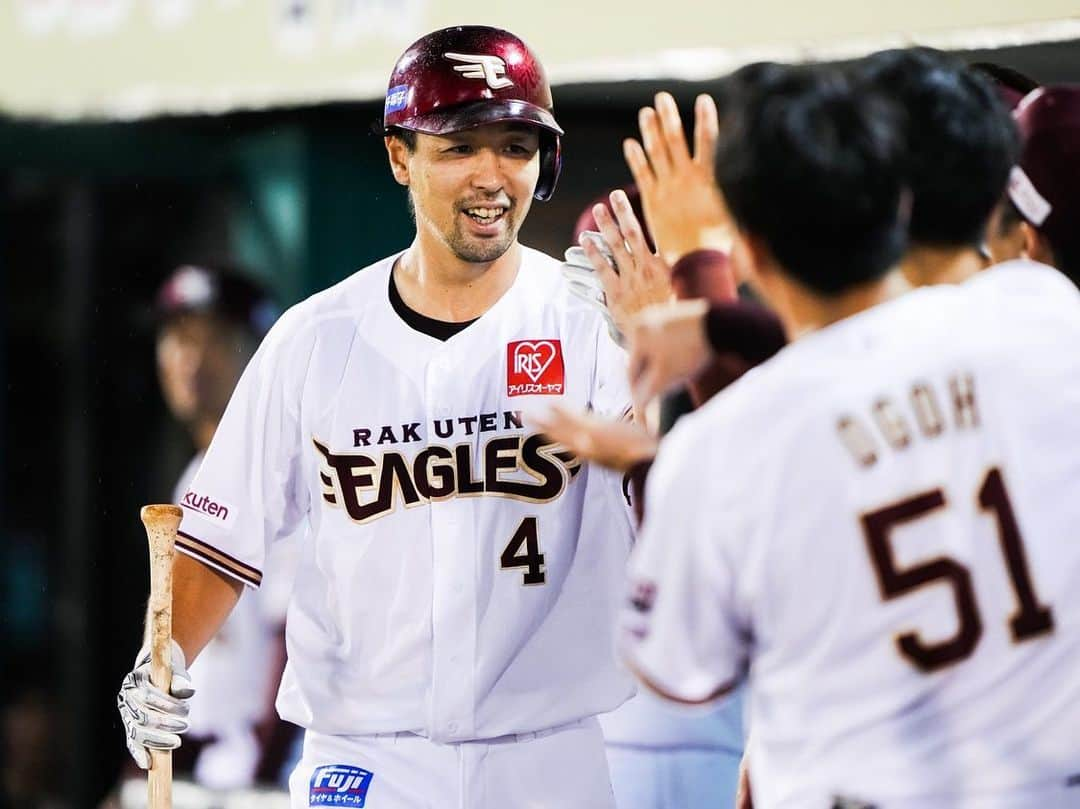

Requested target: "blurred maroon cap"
[
  {"left": 572, "top": 185, "right": 653, "bottom": 251},
  {"left": 156, "top": 264, "right": 278, "bottom": 337},
  {"left": 1009, "top": 86, "right": 1080, "bottom": 253}
]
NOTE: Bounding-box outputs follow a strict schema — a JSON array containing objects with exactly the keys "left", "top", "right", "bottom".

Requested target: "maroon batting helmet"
[
  {"left": 1009, "top": 86, "right": 1080, "bottom": 256},
  {"left": 383, "top": 25, "right": 563, "bottom": 201}
]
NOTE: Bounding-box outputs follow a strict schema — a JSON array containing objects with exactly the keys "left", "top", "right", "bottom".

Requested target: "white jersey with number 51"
[
  {"left": 176, "top": 247, "right": 635, "bottom": 744},
  {"left": 623, "top": 261, "right": 1080, "bottom": 808}
]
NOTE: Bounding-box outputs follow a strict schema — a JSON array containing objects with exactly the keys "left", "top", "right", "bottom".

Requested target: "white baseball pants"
[{"left": 289, "top": 717, "right": 616, "bottom": 809}]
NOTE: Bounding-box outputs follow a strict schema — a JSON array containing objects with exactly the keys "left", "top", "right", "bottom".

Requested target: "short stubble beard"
[{"left": 446, "top": 221, "right": 516, "bottom": 263}]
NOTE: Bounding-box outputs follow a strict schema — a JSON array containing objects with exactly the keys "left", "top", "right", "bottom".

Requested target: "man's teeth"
[{"left": 466, "top": 207, "right": 505, "bottom": 221}]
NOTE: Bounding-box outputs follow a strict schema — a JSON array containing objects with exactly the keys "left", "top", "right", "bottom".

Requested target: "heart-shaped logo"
[
  {"left": 507, "top": 339, "right": 565, "bottom": 396},
  {"left": 513, "top": 341, "right": 557, "bottom": 382}
]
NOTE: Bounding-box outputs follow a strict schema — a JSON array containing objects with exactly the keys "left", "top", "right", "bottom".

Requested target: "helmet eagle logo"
[{"left": 444, "top": 52, "right": 515, "bottom": 90}]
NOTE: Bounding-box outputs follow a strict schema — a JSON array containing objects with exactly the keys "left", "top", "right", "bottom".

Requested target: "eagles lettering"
[{"left": 314, "top": 434, "right": 581, "bottom": 524}]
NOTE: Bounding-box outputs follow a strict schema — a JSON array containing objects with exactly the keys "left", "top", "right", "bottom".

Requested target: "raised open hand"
[{"left": 624, "top": 92, "right": 734, "bottom": 265}]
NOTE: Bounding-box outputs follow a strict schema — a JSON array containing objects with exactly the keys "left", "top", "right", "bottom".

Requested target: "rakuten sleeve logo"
[
  {"left": 309, "top": 765, "right": 373, "bottom": 807},
  {"left": 507, "top": 339, "right": 565, "bottom": 396},
  {"left": 180, "top": 491, "right": 237, "bottom": 528}
]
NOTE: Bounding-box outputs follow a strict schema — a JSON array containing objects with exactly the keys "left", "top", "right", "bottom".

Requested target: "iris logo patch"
[
  {"left": 385, "top": 84, "right": 409, "bottom": 115},
  {"left": 309, "top": 765, "right": 373, "bottom": 806},
  {"left": 507, "top": 339, "right": 565, "bottom": 396}
]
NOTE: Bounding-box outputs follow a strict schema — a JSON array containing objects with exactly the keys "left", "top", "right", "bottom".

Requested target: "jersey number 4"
[
  {"left": 501, "top": 516, "right": 546, "bottom": 585},
  {"left": 862, "top": 467, "right": 1054, "bottom": 673}
]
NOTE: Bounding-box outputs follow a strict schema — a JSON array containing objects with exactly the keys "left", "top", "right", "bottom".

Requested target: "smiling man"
[{"left": 117, "top": 25, "right": 639, "bottom": 809}]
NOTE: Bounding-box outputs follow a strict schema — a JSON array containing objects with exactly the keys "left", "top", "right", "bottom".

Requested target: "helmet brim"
[{"left": 387, "top": 98, "right": 564, "bottom": 137}]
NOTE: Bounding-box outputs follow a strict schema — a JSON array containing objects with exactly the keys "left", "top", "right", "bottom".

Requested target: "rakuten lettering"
[{"left": 182, "top": 491, "right": 229, "bottom": 522}]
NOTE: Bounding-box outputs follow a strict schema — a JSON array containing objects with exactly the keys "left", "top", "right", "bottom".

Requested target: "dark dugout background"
[{"left": 1, "top": 38, "right": 1078, "bottom": 808}]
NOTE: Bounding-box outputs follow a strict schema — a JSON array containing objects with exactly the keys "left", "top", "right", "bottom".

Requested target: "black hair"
[
  {"left": 856, "top": 48, "right": 1020, "bottom": 248},
  {"left": 714, "top": 61, "right": 788, "bottom": 121},
  {"left": 716, "top": 65, "right": 908, "bottom": 296},
  {"left": 390, "top": 128, "right": 418, "bottom": 152}
]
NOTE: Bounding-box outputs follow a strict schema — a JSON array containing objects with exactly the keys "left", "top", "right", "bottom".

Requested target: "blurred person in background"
[
  {"left": 986, "top": 86, "right": 1080, "bottom": 287},
  {"left": 2, "top": 666, "right": 64, "bottom": 809},
  {"left": 115, "top": 263, "right": 299, "bottom": 807},
  {"left": 0, "top": 545, "right": 58, "bottom": 808}
]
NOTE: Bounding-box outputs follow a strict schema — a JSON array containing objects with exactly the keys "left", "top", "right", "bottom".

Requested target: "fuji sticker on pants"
[
  {"left": 309, "top": 764, "right": 373, "bottom": 806},
  {"left": 507, "top": 339, "right": 565, "bottom": 396}
]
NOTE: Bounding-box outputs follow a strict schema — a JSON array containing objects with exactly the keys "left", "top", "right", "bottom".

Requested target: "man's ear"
[
  {"left": 736, "top": 230, "right": 790, "bottom": 324},
  {"left": 385, "top": 136, "right": 411, "bottom": 187},
  {"left": 736, "top": 230, "right": 774, "bottom": 286},
  {"left": 1021, "top": 221, "right": 1055, "bottom": 267}
]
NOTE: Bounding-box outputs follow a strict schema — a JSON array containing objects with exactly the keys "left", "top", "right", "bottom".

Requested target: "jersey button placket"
[{"left": 426, "top": 352, "right": 478, "bottom": 742}]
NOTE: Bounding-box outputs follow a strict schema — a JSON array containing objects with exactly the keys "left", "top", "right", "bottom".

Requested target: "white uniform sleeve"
[
  {"left": 175, "top": 315, "right": 309, "bottom": 589},
  {"left": 590, "top": 322, "right": 633, "bottom": 421},
  {"left": 620, "top": 415, "right": 749, "bottom": 703},
  {"left": 586, "top": 320, "right": 637, "bottom": 521}
]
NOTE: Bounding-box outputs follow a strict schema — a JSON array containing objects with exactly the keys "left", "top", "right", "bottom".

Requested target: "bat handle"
[{"left": 141, "top": 504, "right": 183, "bottom": 809}]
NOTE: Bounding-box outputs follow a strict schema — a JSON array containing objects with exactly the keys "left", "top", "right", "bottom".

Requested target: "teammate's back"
[
  {"left": 603, "top": 58, "right": 1080, "bottom": 809},
  {"left": 650, "top": 260, "right": 1080, "bottom": 806}
]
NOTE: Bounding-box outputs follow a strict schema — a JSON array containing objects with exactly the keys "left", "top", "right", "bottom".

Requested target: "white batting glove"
[
  {"left": 117, "top": 639, "right": 195, "bottom": 769},
  {"left": 561, "top": 232, "right": 625, "bottom": 346}
]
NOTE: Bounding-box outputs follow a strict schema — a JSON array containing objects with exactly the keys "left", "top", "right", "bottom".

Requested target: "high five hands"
[
  {"left": 578, "top": 189, "right": 675, "bottom": 342},
  {"left": 625, "top": 92, "right": 734, "bottom": 266}
]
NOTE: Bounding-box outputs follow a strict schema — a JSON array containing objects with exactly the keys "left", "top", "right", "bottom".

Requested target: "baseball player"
[
  {"left": 117, "top": 26, "right": 645, "bottom": 809},
  {"left": 622, "top": 64, "right": 1080, "bottom": 807},
  {"left": 987, "top": 85, "right": 1080, "bottom": 287},
  {"left": 116, "top": 265, "right": 300, "bottom": 804}
]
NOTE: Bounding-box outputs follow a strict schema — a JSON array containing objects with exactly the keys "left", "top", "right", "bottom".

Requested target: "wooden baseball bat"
[{"left": 140, "top": 504, "right": 182, "bottom": 809}]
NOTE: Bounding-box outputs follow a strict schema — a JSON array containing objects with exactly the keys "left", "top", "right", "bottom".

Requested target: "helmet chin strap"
[{"left": 534, "top": 130, "right": 562, "bottom": 201}]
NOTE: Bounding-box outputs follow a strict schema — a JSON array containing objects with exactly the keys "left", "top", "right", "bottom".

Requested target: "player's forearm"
[{"left": 145, "top": 552, "right": 242, "bottom": 664}]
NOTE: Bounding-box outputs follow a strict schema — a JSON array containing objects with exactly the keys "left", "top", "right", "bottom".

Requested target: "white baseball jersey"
[
  {"left": 177, "top": 246, "right": 636, "bottom": 744},
  {"left": 623, "top": 261, "right": 1080, "bottom": 808}
]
